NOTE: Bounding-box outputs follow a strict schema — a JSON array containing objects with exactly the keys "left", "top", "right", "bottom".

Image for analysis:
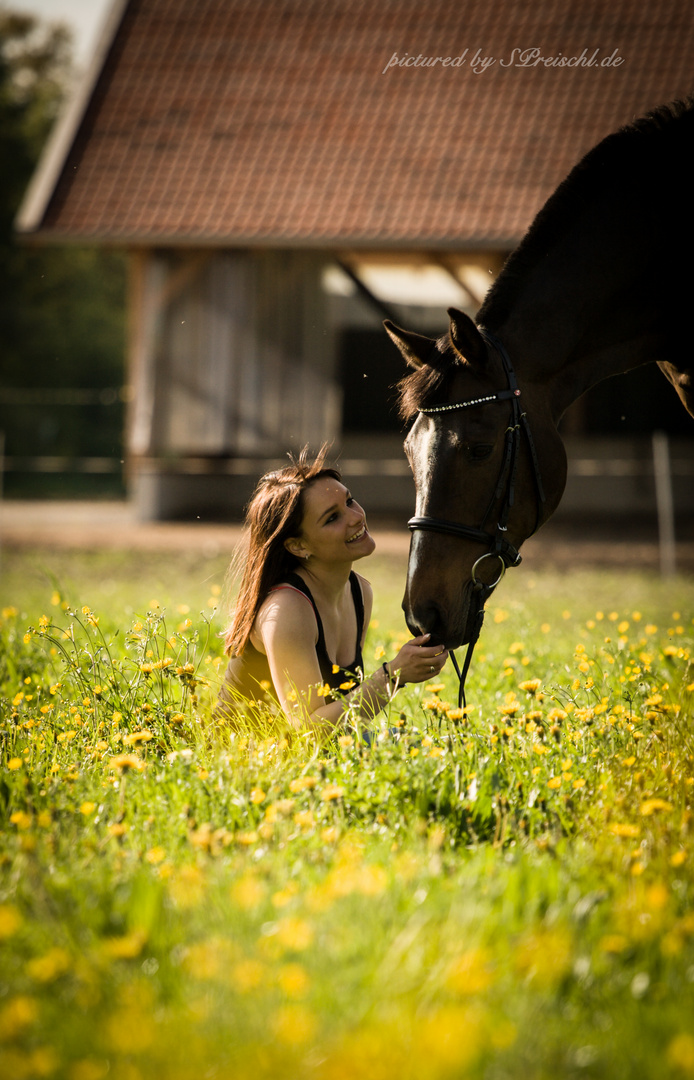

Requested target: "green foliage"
[
  {"left": 1, "top": 549, "right": 694, "bottom": 1077},
  {"left": 0, "top": 9, "right": 126, "bottom": 496}
]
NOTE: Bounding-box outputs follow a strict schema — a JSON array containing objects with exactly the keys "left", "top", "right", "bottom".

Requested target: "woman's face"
[{"left": 291, "top": 477, "right": 376, "bottom": 564}]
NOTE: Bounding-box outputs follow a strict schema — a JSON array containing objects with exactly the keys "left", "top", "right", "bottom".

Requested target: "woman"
[{"left": 215, "top": 448, "right": 448, "bottom": 734}]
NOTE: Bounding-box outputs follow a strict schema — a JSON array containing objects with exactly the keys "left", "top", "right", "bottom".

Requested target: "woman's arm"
[{"left": 256, "top": 588, "right": 447, "bottom": 735}]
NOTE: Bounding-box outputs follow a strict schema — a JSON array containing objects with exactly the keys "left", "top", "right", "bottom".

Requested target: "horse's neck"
[
  {"left": 499, "top": 296, "right": 668, "bottom": 423},
  {"left": 489, "top": 205, "right": 690, "bottom": 423}
]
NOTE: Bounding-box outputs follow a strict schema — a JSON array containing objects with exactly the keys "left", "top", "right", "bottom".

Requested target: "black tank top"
[{"left": 215, "top": 571, "right": 365, "bottom": 711}]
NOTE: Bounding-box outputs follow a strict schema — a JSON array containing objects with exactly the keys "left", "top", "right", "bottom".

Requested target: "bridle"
[{"left": 407, "top": 327, "right": 546, "bottom": 710}]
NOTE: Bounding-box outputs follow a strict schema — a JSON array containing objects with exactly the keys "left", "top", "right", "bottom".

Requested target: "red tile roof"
[{"left": 19, "top": 0, "right": 694, "bottom": 247}]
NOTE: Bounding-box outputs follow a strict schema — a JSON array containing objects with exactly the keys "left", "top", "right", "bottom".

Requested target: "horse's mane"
[
  {"left": 477, "top": 98, "right": 694, "bottom": 328},
  {"left": 398, "top": 337, "right": 458, "bottom": 422}
]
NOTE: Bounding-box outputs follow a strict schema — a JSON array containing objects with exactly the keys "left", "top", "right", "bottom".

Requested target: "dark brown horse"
[{"left": 386, "top": 99, "right": 694, "bottom": 652}]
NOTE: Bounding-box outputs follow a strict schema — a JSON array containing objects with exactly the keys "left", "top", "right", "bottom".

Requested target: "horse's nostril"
[{"left": 408, "top": 605, "right": 446, "bottom": 645}]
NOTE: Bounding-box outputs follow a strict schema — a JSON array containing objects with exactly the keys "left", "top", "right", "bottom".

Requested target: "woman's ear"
[{"left": 284, "top": 536, "right": 309, "bottom": 560}]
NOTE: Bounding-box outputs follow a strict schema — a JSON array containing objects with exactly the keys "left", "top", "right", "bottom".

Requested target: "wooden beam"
[{"left": 335, "top": 260, "right": 400, "bottom": 323}]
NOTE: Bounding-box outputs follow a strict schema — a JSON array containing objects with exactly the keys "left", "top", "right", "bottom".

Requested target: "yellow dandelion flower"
[
  {"left": 235, "top": 830, "right": 260, "bottom": 846},
  {"left": 671, "top": 851, "right": 687, "bottom": 868},
  {"left": 250, "top": 788, "right": 266, "bottom": 804},
  {"left": 79, "top": 802, "right": 96, "bottom": 816},
  {"left": 0, "top": 905, "right": 22, "bottom": 938},
  {"left": 101, "top": 930, "right": 146, "bottom": 959},
  {"left": 667, "top": 1034, "right": 694, "bottom": 1074},
  {"left": 572, "top": 778, "right": 586, "bottom": 790},
  {"left": 10, "top": 811, "right": 31, "bottom": 830},
  {"left": 609, "top": 823, "right": 641, "bottom": 838},
  {"left": 519, "top": 678, "right": 541, "bottom": 694},
  {"left": 275, "top": 916, "right": 314, "bottom": 951},
  {"left": 109, "top": 753, "right": 145, "bottom": 772},
  {"left": 122, "top": 730, "right": 153, "bottom": 746},
  {"left": 640, "top": 798, "right": 673, "bottom": 816},
  {"left": 26, "top": 947, "right": 71, "bottom": 983},
  {"left": 498, "top": 701, "right": 520, "bottom": 716},
  {"left": 0, "top": 995, "right": 39, "bottom": 1037},
  {"left": 277, "top": 962, "right": 310, "bottom": 998},
  {"left": 547, "top": 777, "right": 562, "bottom": 789},
  {"left": 321, "top": 784, "right": 344, "bottom": 802},
  {"left": 289, "top": 776, "right": 318, "bottom": 793},
  {"left": 7, "top": 758, "right": 22, "bottom": 771}
]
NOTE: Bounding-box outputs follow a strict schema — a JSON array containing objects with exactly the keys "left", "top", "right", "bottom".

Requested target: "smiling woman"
[{"left": 215, "top": 447, "right": 448, "bottom": 734}]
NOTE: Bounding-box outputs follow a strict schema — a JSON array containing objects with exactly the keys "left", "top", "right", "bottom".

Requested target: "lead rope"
[{"left": 449, "top": 581, "right": 492, "bottom": 713}]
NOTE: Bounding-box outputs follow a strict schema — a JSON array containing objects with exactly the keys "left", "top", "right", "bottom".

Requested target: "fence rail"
[{"left": 2, "top": 454, "right": 694, "bottom": 477}]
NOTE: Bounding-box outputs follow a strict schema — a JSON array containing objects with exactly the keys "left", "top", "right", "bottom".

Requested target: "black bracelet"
[{"left": 382, "top": 661, "right": 393, "bottom": 691}]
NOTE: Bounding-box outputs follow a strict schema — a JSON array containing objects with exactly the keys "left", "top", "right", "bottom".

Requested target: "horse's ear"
[
  {"left": 383, "top": 320, "right": 437, "bottom": 370},
  {"left": 447, "top": 308, "right": 487, "bottom": 367}
]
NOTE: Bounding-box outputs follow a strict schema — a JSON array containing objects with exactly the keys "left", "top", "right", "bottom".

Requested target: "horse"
[{"left": 385, "top": 99, "right": 694, "bottom": 663}]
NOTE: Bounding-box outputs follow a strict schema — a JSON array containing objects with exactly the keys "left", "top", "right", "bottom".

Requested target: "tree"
[{"left": 0, "top": 9, "right": 126, "bottom": 497}]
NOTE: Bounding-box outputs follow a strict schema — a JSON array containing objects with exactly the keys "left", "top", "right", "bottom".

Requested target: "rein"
[{"left": 408, "top": 327, "right": 546, "bottom": 710}]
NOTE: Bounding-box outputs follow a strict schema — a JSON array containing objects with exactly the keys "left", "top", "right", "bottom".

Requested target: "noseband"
[{"left": 407, "top": 327, "right": 546, "bottom": 710}]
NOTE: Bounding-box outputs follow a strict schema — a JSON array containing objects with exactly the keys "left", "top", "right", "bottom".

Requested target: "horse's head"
[{"left": 386, "top": 308, "right": 567, "bottom": 649}]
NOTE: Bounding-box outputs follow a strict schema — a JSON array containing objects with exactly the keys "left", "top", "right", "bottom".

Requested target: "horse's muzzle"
[{"left": 403, "top": 580, "right": 489, "bottom": 650}]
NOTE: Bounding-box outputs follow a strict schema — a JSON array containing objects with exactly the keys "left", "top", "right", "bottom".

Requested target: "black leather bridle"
[{"left": 407, "top": 327, "right": 546, "bottom": 710}]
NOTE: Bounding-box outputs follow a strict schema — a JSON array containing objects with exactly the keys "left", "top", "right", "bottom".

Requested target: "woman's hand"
[{"left": 388, "top": 634, "right": 448, "bottom": 685}]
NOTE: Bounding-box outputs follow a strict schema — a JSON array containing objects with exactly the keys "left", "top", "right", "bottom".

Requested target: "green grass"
[{"left": 1, "top": 546, "right": 693, "bottom": 1080}]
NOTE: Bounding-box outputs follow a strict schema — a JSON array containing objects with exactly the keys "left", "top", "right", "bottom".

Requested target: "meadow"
[{"left": 1, "top": 541, "right": 693, "bottom": 1080}]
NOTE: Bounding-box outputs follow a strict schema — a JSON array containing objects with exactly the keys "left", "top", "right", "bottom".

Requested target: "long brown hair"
[{"left": 224, "top": 446, "right": 341, "bottom": 656}]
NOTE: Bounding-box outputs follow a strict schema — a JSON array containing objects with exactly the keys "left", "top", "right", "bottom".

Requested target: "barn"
[{"left": 18, "top": 0, "right": 694, "bottom": 520}]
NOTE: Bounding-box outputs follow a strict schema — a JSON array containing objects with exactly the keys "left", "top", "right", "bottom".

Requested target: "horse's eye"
[{"left": 471, "top": 444, "right": 494, "bottom": 460}]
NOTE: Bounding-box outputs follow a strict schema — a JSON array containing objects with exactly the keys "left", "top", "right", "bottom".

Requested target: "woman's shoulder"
[
  {"left": 352, "top": 572, "right": 373, "bottom": 625},
  {"left": 255, "top": 581, "right": 317, "bottom": 639},
  {"left": 352, "top": 571, "right": 373, "bottom": 602}
]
